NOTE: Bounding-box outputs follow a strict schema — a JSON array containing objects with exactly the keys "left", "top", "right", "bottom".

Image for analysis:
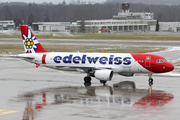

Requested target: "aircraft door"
[{"left": 145, "top": 56, "right": 151, "bottom": 67}]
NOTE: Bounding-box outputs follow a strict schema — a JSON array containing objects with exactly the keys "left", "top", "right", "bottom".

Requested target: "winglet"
[{"left": 20, "top": 26, "right": 49, "bottom": 53}]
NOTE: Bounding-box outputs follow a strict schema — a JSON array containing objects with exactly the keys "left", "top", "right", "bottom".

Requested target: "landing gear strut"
[{"left": 100, "top": 80, "right": 106, "bottom": 86}]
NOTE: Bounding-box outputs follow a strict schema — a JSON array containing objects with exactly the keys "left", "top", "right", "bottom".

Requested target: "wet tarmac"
[{"left": 0, "top": 58, "right": 180, "bottom": 120}]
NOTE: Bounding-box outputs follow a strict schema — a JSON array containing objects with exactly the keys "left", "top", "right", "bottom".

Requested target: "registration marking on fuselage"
[{"left": 0, "top": 109, "right": 18, "bottom": 116}]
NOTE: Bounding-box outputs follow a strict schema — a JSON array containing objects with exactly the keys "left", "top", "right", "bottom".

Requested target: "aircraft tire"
[
  {"left": 84, "top": 76, "right": 91, "bottom": 83},
  {"left": 84, "top": 82, "right": 91, "bottom": 87},
  {"left": 148, "top": 78, "right": 153, "bottom": 86},
  {"left": 148, "top": 78, "right": 153, "bottom": 83},
  {"left": 100, "top": 80, "right": 107, "bottom": 84}
]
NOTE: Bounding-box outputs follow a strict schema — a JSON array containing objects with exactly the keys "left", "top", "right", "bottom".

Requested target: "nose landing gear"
[{"left": 148, "top": 73, "right": 153, "bottom": 93}]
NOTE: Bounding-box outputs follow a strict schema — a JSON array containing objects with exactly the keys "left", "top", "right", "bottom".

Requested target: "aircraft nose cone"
[{"left": 168, "top": 63, "right": 174, "bottom": 72}]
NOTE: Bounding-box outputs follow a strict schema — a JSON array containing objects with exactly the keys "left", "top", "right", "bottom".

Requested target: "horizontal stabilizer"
[
  {"left": 18, "top": 54, "right": 35, "bottom": 59},
  {"left": 1, "top": 55, "right": 18, "bottom": 58}
]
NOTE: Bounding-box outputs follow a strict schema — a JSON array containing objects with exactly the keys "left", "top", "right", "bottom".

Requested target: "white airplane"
[{"left": 18, "top": 26, "right": 174, "bottom": 85}]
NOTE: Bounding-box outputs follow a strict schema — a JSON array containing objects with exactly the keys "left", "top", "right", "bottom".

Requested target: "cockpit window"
[{"left": 157, "top": 59, "right": 168, "bottom": 63}]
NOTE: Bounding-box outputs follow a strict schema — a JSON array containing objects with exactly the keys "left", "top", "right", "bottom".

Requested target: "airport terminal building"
[
  {"left": 30, "top": 1, "right": 180, "bottom": 33},
  {"left": 32, "top": 22, "right": 71, "bottom": 32},
  {"left": 70, "top": 19, "right": 156, "bottom": 33},
  {"left": 0, "top": 20, "right": 15, "bottom": 30},
  {"left": 70, "top": 2, "right": 157, "bottom": 33},
  {"left": 159, "top": 22, "right": 180, "bottom": 32}
]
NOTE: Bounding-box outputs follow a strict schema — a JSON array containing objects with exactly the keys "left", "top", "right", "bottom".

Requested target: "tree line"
[{"left": 0, "top": 2, "right": 180, "bottom": 27}]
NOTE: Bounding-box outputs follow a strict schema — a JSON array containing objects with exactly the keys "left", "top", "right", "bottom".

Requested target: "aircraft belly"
[
  {"left": 121, "top": 64, "right": 150, "bottom": 73},
  {"left": 55, "top": 67, "right": 79, "bottom": 71}
]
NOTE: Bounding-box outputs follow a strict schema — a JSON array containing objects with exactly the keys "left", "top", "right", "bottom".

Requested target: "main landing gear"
[
  {"left": 84, "top": 76, "right": 91, "bottom": 83},
  {"left": 148, "top": 73, "right": 153, "bottom": 93},
  {"left": 84, "top": 76, "right": 91, "bottom": 87},
  {"left": 83, "top": 74, "right": 107, "bottom": 87}
]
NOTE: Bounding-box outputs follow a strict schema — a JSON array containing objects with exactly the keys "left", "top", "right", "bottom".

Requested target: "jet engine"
[{"left": 90, "top": 69, "right": 113, "bottom": 81}]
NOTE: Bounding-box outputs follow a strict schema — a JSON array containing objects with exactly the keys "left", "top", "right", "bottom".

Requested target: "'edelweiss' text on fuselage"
[{"left": 53, "top": 55, "right": 131, "bottom": 65}]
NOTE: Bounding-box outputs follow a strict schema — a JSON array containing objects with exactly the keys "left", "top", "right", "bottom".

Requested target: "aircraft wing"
[{"left": 45, "top": 65, "right": 113, "bottom": 73}]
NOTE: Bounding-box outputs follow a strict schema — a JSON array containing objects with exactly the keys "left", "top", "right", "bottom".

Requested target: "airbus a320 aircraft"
[{"left": 18, "top": 26, "right": 174, "bottom": 86}]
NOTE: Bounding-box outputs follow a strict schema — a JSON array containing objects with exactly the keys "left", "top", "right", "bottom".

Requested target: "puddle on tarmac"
[{"left": 14, "top": 81, "right": 174, "bottom": 120}]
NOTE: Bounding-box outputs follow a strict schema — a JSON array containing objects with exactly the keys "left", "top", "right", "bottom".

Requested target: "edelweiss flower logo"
[
  {"left": 24, "top": 38, "right": 33, "bottom": 49},
  {"left": 22, "top": 29, "right": 39, "bottom": 53}
]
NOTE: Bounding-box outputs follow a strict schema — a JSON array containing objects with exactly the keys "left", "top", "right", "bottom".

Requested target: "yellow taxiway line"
[{"left": 0, "top": 109, "right": 18, "bottom": 116}]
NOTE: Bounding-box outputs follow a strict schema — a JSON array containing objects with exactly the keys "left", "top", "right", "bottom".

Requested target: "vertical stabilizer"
[{"left": 20, "top": 26, "right": 48, "bottom": 53}]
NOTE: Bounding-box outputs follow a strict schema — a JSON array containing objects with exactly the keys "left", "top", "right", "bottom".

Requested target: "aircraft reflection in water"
[
  {"left": 22, "top": 93, "right": 47, "bottom": 120},
  {"left": 21, "top": 82, "right": 174, "bottom": 120},
  {"left": 54, "top": 86, "right": 174, "bottom": 107}
]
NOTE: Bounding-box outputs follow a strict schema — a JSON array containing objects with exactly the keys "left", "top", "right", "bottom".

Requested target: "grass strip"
[
  {"left": 0, "top": 32, "right": 180, "bottom": 40},
  {"left": 0, "top": 44, "right": 166, "bottom": 55}
]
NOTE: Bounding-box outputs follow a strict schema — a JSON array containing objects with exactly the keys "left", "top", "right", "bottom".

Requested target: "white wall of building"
[
  {"left": 39, "top": 25, "right": 67, "bottom": 32},
  {"left": 33, "top": 22, "right": 71, "bottom": 32},
  {"left": 150, "top": 25, "right": 156, "bottom": 32},
  {"left": 159, "top": 22, "right": 180, "bottom": 32},
  {"left": 0, "top": 20, "right": 15, "bottom": 29}
]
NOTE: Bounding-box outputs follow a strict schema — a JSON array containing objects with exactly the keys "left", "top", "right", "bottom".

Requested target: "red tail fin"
[{"left": 20, "top": 26, "right": 48, "bottom": 53}]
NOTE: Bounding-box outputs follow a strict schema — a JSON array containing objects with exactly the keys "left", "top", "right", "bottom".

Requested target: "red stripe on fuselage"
[{"left": 42, "top": 54, "right": 46, "bottom": 64}]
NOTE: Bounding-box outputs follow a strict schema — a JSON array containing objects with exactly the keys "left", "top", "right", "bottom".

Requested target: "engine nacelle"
[
  {"left": 90, "top": 69, "right": 113, "bottom": 81},
  {"left": 119, "top": 73, "right": 134, "bottom": 77}
]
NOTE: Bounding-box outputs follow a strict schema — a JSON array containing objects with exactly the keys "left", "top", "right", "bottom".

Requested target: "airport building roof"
[{"left": 33, "top": 22, "right": 71, "bottom": 25}]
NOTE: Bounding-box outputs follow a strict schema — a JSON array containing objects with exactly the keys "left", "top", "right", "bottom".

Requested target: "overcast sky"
[{"left": 0, "top": 0, "right": 106, "bottom": 4}]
